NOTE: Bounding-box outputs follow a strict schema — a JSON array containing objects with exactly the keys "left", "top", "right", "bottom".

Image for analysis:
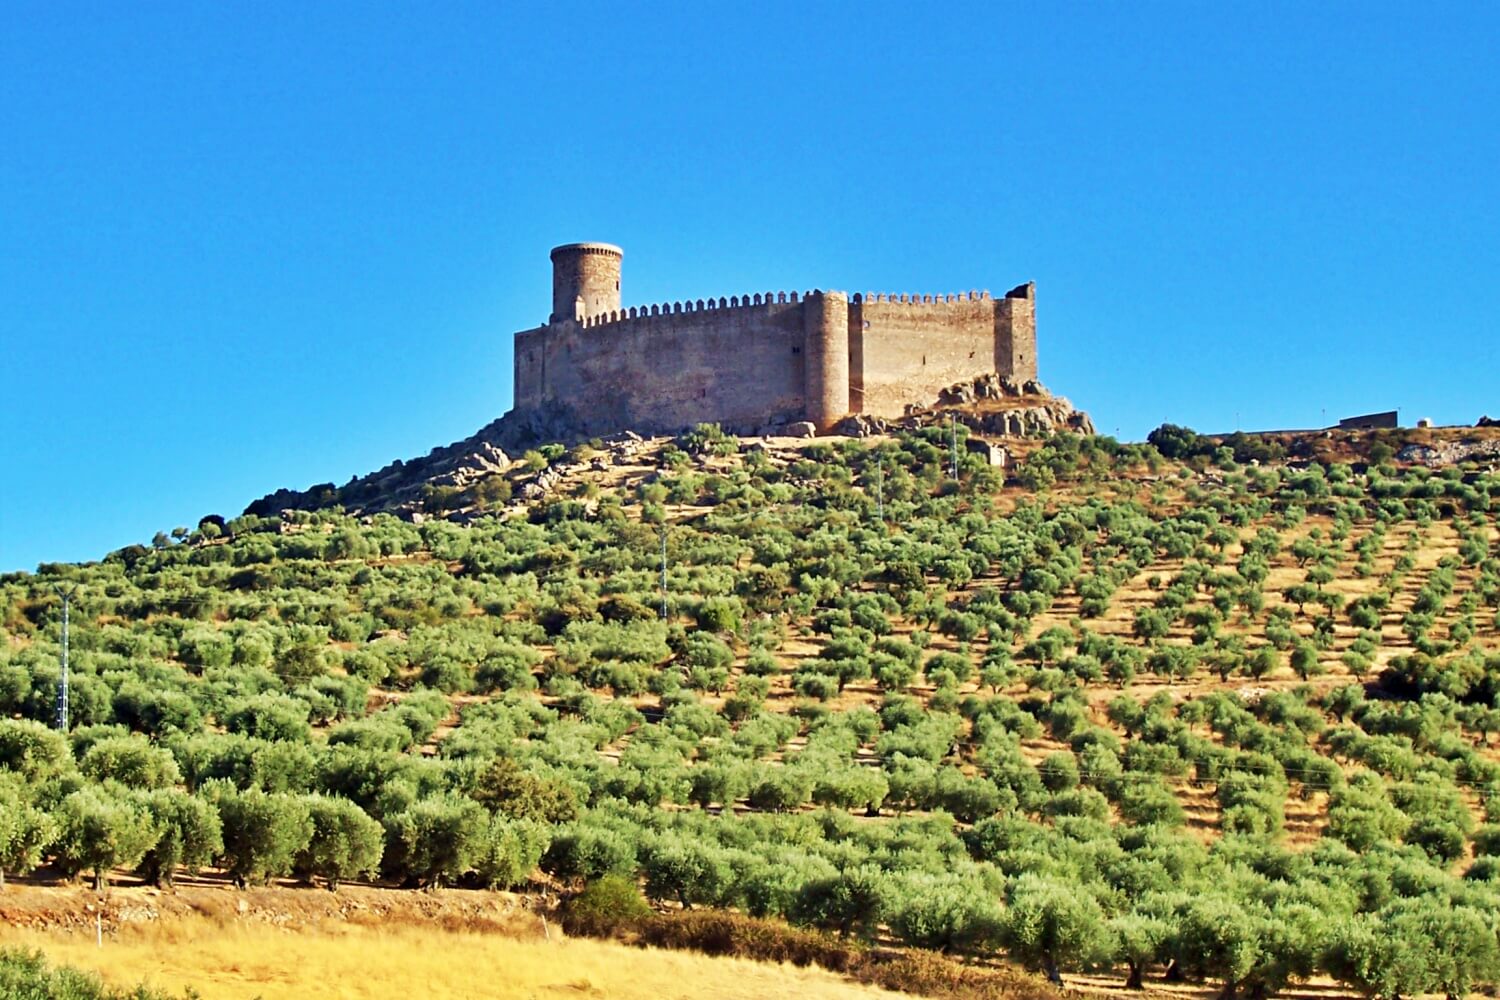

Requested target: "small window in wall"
[{"left": 792, "top": 346, "right": 801, "bottom": 354}]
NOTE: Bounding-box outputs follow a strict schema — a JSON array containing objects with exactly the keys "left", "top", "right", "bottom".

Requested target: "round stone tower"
[
  {"left": 803, "top": 290, "right": 850, "bottom": 432},
  {"left": 550, "top": 242, "right": 623, "bottom": 323}
]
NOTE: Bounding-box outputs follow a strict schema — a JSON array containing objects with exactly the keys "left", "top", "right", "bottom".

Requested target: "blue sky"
[{"left": 2, "top": 3, "right": 1497, "bottom": 571}]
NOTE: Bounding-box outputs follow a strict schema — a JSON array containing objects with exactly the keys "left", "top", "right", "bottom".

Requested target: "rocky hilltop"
[
  {"left": 244, "top": 374, "right": 1095, "bottom": 520},
  {"left": 834, "top": 373, "right": 1095, "bottom": 439}
]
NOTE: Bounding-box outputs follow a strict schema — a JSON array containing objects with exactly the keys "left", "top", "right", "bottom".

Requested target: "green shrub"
[
  {"left": 562, "top": 873, "right": 653, "bottom": 938},
  {"left": 0, "top": 948, "right": 181, "bottom": 999}
]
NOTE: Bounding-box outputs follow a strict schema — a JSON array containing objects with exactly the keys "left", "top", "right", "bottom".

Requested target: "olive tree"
[
  {"left": 294, "top": 795, "right": 383, "bottom": 891},
  {"left": 80, "top": 736, "right": 181, "bottom": 789},
  {"left": 0, "top": 776, "right": 54, "bottom": 888},
  {"left": 137, "top": 789, "right": 223, "bottom": 888},
  {"left": 53, "top": 786, "right": 160, "bottom": 890},
  {"left": 1169, "top": 894, "right": 1265, "bottom": 1000},
  {"left": 790, "top": 865, "right": 889, "bottom": 941},
  {"left": 542, "top": 823, "right": 639, "bottom": 883},
  {"left": 382, "top": 794, "right": 488, "bottom": 888},
  {"left": 885, "top": 872, "right": 1003, "bottom": 954},
  {"left": 211, "top": 784, "right": 314, "bottom": 887},
  {"left": 476, "top": 815, "right": 549, "bottom": 890},
  {"left": 1003, "top": 874, "right": 1112, "bottom": 984}
]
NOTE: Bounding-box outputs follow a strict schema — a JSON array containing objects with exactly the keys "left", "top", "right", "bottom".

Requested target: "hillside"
[{"left": 3, "top": 419, "right": 1500, "bottom": 999}]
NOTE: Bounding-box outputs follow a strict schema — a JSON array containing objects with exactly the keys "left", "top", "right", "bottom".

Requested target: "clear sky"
[{"left": 2, "top": 3, "right": 1497, "bottom": 572}]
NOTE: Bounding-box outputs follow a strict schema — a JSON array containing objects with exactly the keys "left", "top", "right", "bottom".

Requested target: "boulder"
[
  {"left": 965, "top": 438, "right": 1009, "bottom": 467},
  {"left": 783, "top": 421, "right": 817, "bottom": 439},
  {"left": 939, "top": 383, "right": 975, "bottom": 405},
  {"left": 832, "top": 414, "right": 888, "bottom": 438}
]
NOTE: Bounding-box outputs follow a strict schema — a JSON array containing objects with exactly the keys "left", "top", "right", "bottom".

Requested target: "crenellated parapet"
[
  {"left": 853, "top": 290, "right": 991, "bottom": 304},
  {"left": 571, "top": 288, "right": 1026, "bottom": 328},
  {"left": 576, "top": 289, "right": 814, "bottom": 330}
]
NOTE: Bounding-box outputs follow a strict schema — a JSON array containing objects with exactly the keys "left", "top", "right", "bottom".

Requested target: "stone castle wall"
[
  {"left": 515, "top": 294, "right": 809, "bottom": 434},
  {"left": 851, "top": 286, "right": 1035, "bottom": 417},
  {"left": 511, "top": 247, "right": 1038, "bottom": 437}
]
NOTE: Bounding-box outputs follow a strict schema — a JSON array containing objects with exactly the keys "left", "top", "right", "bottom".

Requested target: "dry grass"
[
  {"left": 0, "top": 885, "right": 1072, "bottom": 1000},
  {"left": 0, "top": 909, "right": 905, "bottom": 1000},
  {"left": 628, "top": 910, "right": 1065, "bottom": 1000}
]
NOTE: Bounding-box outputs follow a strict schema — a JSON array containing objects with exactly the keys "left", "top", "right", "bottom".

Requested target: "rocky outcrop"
[
  {"left": 831, "top": 414, "right": 893, "bottom": 438},
  {"left": 244, "top": 370, "right": 1095, "bottom": 519},
  {"left": 937, "top": 373, "right": 1033, "bottom": 404},
  {"left": 246, "top": 421, "right": 519, "bottom": 518},
  {"left": 920, "top": 375, "right": 1095, "bottom": 437},
  {"left": 1397, "top": 439, "right": 1500, "bottom": 467},
  {"left": 834, "top": 375, "right": 1093, "bottom": 440}
]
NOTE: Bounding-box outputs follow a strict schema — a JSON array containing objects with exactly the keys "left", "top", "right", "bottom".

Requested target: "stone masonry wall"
[
  {"left": 515, "top": 295, "right": 808, "bottom": 436},
  {"left": 851, "top": 292, "right": 1005, "bottom": 417},
  {"left": 512, "top": 284, "right": 1037, "bottom": 436}
]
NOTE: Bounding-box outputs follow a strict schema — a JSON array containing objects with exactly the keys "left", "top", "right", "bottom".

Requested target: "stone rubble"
[{"left": 1397, "top": 439, "right": 1500, "bottom": 467}]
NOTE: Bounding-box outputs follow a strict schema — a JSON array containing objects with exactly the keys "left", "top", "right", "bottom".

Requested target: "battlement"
[
  {"left": 550, "top": 242, "right": 623, "bottom": 259},
  {"left": 513, "top": 244, "right": 1038, "bottom": 436},
  {"left": 855, "top": 291, "right": 990, "bottom": 304},
  {"left": 573, "top": 287, "right": 1033, "bottom": 330},
  {"left": 577, "top": 290, "right": 813, "bottom": 330}
]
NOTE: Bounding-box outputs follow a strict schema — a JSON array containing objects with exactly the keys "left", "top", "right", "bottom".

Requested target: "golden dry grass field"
[{"left": 0, "top": 884, "right": 901, "bottom": 1000}]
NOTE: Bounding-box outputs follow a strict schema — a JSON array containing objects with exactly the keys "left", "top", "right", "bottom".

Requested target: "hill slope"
[{"left": 3, "top": 421, "right": 1500, "bottom": 998}]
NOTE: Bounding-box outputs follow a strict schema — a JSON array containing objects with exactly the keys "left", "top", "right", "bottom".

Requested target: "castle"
[{"left": 512, "top": 243, "right": 1039, "bottom": 437}]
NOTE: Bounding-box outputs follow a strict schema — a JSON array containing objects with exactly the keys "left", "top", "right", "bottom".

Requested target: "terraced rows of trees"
[{"left": 3, "top": 423, "right": 1500, "bottom": 998}]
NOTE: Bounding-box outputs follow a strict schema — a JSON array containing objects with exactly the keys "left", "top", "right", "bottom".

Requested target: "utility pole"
[
  {"left": 659, "top": 524, "right": 668, "bottom": 620},
  {"left": 949, "top": 413, "right": 959, "bottom": 481},
  {"left": 54, "top": 586, "right": 77, "bottom": 732}
]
